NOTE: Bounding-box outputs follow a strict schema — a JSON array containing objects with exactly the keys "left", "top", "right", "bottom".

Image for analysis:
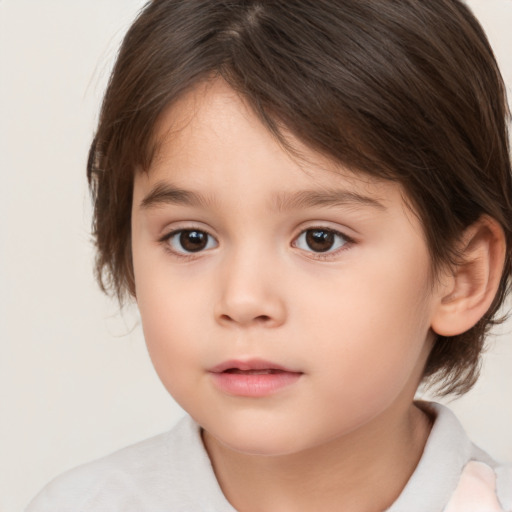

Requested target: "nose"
[{"left": 214, "top": 250, "right": 287, "bottom": 328}]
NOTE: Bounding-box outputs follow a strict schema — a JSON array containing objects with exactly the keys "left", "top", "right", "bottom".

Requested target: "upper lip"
[{"left": 209, "top": 359, "right": 301, "bottom": 373}]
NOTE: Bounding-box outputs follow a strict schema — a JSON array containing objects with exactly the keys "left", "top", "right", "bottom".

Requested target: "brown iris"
[
  {"left": 179, "top": 230, "right": 208, "bottom": 252},
  {"left": 306, "top": 229, "right": 336, "bottom": 252}
]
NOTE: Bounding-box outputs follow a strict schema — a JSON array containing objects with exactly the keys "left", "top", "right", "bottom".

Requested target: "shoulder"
[
  {"left": 496, "top": 465, "right": 512, "bottom": 511},
  {"left": 25, "top": 416, "right": 233, "bottom": 512},
  {"left": 443, "top": 461, "right": 512, "bottom": 512},
  {"left": 425, "top": 403, "right": 512, "bottom": 512},
  {"left": 390, "top": 402, "right": 511, "bottom": 512},
  {"left": 25, "top": 427, "right": 175, "bottom": 512},
  {"left": 425, "top": 402, "right": 512, "bottom": 512}
]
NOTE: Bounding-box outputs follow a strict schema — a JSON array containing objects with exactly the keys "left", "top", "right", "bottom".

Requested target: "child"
[{"left": 27, "top": 0, "right": 512, "bottom": 510}]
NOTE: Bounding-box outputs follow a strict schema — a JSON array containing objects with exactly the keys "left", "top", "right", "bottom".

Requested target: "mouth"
[
  {"left": 209, "top": 359, "right": 303, "bottom": 397},
  {"left": 223, "top": 368, "right": 287, "bottom": 375},
  {"left": 210, "top": 359, "right": 300, "bottom": 374}
]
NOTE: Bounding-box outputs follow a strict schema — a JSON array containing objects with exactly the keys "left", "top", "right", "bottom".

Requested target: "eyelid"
[
  {"left": 159, "top": 226, "right": 218, "bottom": 258},
  {"left": 157, "top": 223, "right": 355, "bottom": 261},
  {"left": 157, "top": 218, "right": 217, "bottom": 244},
  {"left": 292, "top": 225, "right": 354, "bottom": 260}
]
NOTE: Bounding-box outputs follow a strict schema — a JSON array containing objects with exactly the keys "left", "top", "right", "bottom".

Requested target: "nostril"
[
  {"left": 215, "top": 295, "right": 286, "bottom": 327},
  {"left": 255, "top": 315, "right": 271, "bottom": 323},
  {"left": 218, "top": 313, "right": 272, "bottom": 324}
]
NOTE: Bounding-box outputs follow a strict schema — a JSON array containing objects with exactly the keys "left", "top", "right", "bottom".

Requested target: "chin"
[
  {"left": 203, "top": 420, "right": 319, "bottom": 458},
  {"left": 219, "top": 437, "right": 304, "bottom": 457}
]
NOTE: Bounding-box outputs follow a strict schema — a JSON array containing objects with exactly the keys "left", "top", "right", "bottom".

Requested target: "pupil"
[
  {"left": 180, "top": 230, "right": 207, "bottom": 252},
  {"left": 306, "top": 230, "right": 334, "bottom": 252}
]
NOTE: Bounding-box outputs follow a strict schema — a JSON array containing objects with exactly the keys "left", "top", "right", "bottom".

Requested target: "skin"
[{"left": 131, "top": 79, "right": 446, "bottom": 512}]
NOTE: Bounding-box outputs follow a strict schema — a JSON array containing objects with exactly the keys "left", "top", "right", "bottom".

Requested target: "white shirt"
[{"left": 26, "top": 403, "right": 512, "bottom": 511}]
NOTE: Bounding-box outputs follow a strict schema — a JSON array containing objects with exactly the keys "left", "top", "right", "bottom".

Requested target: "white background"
[{"left": 0, "top": 1, "right": 511, "bottom": 511}]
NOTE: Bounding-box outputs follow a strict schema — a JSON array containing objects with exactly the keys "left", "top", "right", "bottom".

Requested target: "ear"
[{"left": 431, "top": 215, "right": 506, "bottom": 337}]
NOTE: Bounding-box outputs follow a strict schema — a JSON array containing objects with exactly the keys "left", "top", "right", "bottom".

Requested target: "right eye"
[
  {"left": 293, "top": 227, "right": 349, "bottom": 255},
  {"left": 163, "top": 229, "right": 218, "bottom": 255}
]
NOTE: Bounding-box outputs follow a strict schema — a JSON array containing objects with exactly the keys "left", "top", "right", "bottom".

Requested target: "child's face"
[{"left": 131, "top": 80, "right": 440, "bottom": 456}]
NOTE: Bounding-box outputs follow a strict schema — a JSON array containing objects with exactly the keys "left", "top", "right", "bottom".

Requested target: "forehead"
[{"left": 135, "top": 79, "right": 408, "bottom": 216}]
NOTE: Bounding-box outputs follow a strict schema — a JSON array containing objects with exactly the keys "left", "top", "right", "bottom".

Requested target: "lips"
[
  {"left": 209, "top": 359, "right": 302, "bottom": 397},
  {"left": 210, "top": 359, "right": 297, "bottom": 373},
  {"left": 224, "top": 368, "right": 283, "bottom": 375}
]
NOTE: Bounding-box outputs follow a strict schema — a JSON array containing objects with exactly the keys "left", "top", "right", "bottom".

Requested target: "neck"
[{"left": 203, "top": 403, "right": 432, "bottom": 512}]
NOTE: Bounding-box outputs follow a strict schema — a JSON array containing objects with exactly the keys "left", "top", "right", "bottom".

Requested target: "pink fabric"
[{"left": 444, "top": 461, "right": 505, "bottom": 512}]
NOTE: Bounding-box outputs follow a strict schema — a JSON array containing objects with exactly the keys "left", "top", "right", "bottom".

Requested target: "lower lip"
[{"left": 209, "top": 371, "right": 302, "bottom": 397}]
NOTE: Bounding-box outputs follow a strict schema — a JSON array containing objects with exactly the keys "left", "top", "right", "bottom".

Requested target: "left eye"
[
  {"left": 294, "top": 228, "right": 348, "bottom": 253},
  {"left": 165, "top": 229, "right": 218, "bottom": 254}
]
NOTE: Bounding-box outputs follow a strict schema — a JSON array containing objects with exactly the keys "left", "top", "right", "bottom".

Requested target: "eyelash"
[
  {"left": 293, "top": 226, "right": 352, "bottom": 260},
  {"left": 159, "top": 226, "right": 353, "bottom": 261},
  {"left": 158, "top": 228, "right": 217, "bottom": 261}
]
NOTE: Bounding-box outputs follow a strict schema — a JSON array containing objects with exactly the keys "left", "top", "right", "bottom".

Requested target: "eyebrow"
[
  {"left": 140, "top": 182, "right": 216, "bottom": 210},
  {"left": 140, "top": 182, "right": 386, "bottom": 212},
  {"left": 270, "top": 189, "right": 386, "bottom": 212}
]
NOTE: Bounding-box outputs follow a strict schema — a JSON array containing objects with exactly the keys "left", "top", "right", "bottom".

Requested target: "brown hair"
[{"left": 88, "top": 0, "right": 512, "bottom": 396}]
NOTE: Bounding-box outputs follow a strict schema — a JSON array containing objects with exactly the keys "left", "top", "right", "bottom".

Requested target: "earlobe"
[{"left": 431, "top": 216, "right": 506, "bottom": 337}]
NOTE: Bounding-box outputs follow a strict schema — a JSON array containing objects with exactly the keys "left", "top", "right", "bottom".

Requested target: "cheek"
[
  {"left": 133, "top": 258, "right": 206, "bottom": 389},
  {"left": 299, "top": 256, "right": 433, "bottom": 397},
  {"left": 138, "top": 297, "right": 206, "bottom": 408},
  {"left": 137, "top": 277, "right": 202, "bottom": 347}
]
